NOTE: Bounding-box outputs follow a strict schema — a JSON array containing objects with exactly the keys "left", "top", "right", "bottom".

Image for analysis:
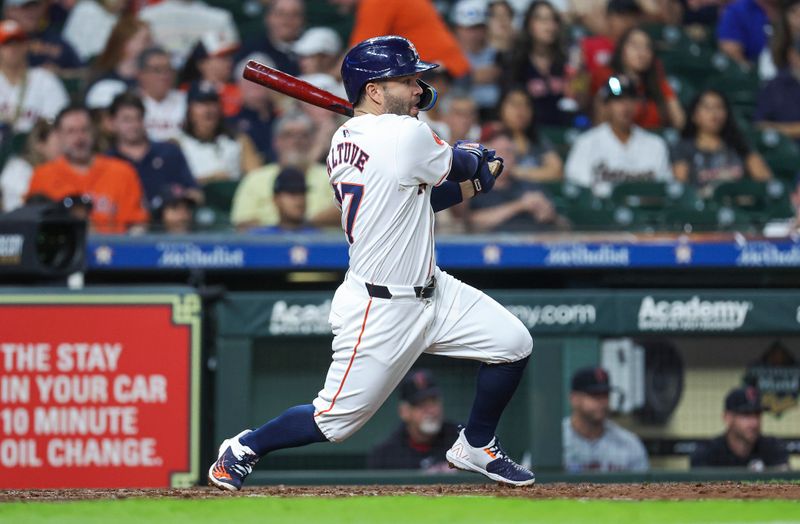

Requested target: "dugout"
[{"left": 214, "top": 289, "right": 800, "bottom": 484}]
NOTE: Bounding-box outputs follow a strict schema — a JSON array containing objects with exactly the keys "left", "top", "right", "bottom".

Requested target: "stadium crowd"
[{"left": 1, "top": 0, "right": 800, "bottom": 235}]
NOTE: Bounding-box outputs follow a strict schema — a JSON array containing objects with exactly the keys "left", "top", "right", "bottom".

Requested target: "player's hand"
[{"left": 454, "top": 141, "right": 503, "bottom": 193}]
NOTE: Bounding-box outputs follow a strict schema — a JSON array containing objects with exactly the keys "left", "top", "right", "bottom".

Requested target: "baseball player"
[{"left": 209, "top": 36, "right": 535, "bottom": 490}]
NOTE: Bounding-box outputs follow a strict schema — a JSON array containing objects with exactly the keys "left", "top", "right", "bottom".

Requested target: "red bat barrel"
[{"left": 243, "top": 60, "right": 354, "bottom": 117}]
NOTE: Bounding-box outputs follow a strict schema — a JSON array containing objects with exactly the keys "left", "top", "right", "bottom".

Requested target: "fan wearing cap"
[
  {"left": 180, "top": 30, "right": 243, "bottom": 118},
  {"left": 367, "top": 369, "right": 460, "bottom": 471},
  {"left": 294, "top": 27, "right": 343, "bottom": 78},
  {"left": 3, "top": 0, "right": 83, "bottom": 75},
  {"left": 450, "top": 0, "right": 501, "bottom": 120},
  {"left": 0, "top": 19, "right": 68, "bottom": 134},
  {"left": 248, "top": 167, "right": 318, "bottom": 234},
  {"left": 150, "top": 183, "right": 197, "bottom": 234},
  {"left": 690, "top": 386, "right": 789, "bottom": 470},
  {"left": 565, "top": 75, "right": 672, "bottom": 196},
  {"left": 562, "top": 366, "right": 649, "bottom": 473}
]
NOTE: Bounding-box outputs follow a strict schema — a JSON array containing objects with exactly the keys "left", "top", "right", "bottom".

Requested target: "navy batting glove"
[{"left": 472, "top": 155, "right": 502, "bottom": 194}]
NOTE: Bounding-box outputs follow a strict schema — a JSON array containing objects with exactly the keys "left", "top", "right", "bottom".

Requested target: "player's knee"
[
  {"left": 504, "top": 318, "right": 533, "bottom": 361},
  {"left": 315, "top": 416, "right": 364, "bottom": 443}
]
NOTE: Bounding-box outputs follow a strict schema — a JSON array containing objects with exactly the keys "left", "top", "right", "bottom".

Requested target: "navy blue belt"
[{"left": 365, "top": 277, "right": 436, "bottom": 299}]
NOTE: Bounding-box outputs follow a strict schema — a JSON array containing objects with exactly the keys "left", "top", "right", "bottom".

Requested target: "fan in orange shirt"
[
  {"left": 336, "top": 0, "right": 470, "bottom": 78},
  {"left": 27, "top": 104, "right": 149, "bottom": 234}
]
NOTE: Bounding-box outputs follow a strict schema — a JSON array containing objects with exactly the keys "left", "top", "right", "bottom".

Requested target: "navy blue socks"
[
  {"left": 464, "top": 356, "right": 530, "bottom": 448},
  {"left": 239, "top": 404, "right": 328, "bottom": 456}
]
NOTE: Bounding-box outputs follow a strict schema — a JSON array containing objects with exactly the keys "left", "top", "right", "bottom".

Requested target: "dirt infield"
[{"left": 3, "top": 482, "right": 800, "bottom": 502}]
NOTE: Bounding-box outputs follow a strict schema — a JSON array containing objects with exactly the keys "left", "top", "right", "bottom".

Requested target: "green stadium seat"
[
  {"left": 538, "top": 126, "right": 580, "bottom": 161},
  {"left": 711, "top": 179, "right": 794, "bottom": 226},
  {"left": 203, "top": 180, "right": 240, "bottom": 214},
  {"left": 745, "top": 129, "right": 800, "bottom": 180}
]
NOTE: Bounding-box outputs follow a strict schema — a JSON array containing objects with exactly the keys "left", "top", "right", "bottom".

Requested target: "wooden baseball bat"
[
  {"left": 242, "top": 60, "right": 501, "bottom": 177},
  {"left": 242, "top": 60, "right": 354, "bottom": 117}
]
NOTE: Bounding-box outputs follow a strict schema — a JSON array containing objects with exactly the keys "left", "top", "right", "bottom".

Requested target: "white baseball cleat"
[
  {"left": 208, "top": 429, "right": 260, "bottom": 491},
  {"left": 445, "top": 429, "right": 535, "bottom": 487}
]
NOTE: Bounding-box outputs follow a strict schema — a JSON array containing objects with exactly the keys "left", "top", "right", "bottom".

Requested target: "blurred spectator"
[
  {"left": 563, "top": 366, "right": 649, "bottom": 473},
  {"left": 486, "top": 0, "right": 515, "bottom": 54},
  {"left": 107, "top": 91, "right": 202, "bottom": 207},
  {"left": 175, "top": 82, "right": 260, "bottom": 184},
  {"left": 230, "top": 112, "right": 338, "bottom": 229},
  {"left": 496, "top": 89, "right": 564, "bottom": 182},
  {"left": 691, "top": 386, "right": 789, "bottom": 470},
  {"left": 756, "top": 38, "right": 800, "bottom": 142},
  {"left": 445, "top": 94, "right": 481, "bottom": 142},
  {"left": 581, "top": 0, "right": 645, "bottom": 82},
  {"left": 237, "top": 0, "right": 303, "bottom": 76},
  {"left": 451, "top": 0, "right": 501, "bottom": 120},
  {"left": 0, "top": 118, "right": 60, "bottom": 212},
  {"left": 418, "top": 67, "right": 453, "bottom": 142},
  {"left": 227, "top": 53, "right": 278, "bottom": 164},
  {"left": 27, "top": 104, "right": 149, "bottom": 233},
  {"left": 149, "top": 183, "right": 196, "bottom": 233},
  {"left": 674, "top": 89, "right": 772, "bottom": 197},
  {"left": 138, "top": 0, "right": 239, "bottom": 69},
  {"left": 765, "top": 0, "right": 800, "bottom": 80},
  {"left": 85, "top": 80, "right": 127, "bottom": 153},
  {"left": 3, "top": 0, "right": 83, "bottom": 75},
  {"left": 470, "top": 130, "right": 566, "bottom": 232},
  {"left": 566, "top": 75, "right": 672, "bottom": 195},
  {"left": 718, "top": 0, "right": 781, "bottom": 69},
  {"left": 595, "top": 27, "right": 685, "bottom": 129},
  {"left": 0, "top": 19, "right": 69, "bottom": 134},
  {"left": 296, "top": 72, "right": 347, "bottom": 163},
  {"left": 136, "top": 46, "right": 186, "bottom": 141},
  {"left": 85, "top": 17, "right": 152, "bottom": 103},
  {"left": 505, "top": 0, "right": 573, "bottom": 126},
  {"left": 367, "top": 369, "right": 460, "bottom": 471},
  {"left": 681, "top": 0, "right": 725, "bottom": 26},
  {"left": 344, "top": 0, "right": 471, "bottom": 78},
  {"left": 63, "top": 0, "right": 129, "bottom": 63},
  {"left": 248, "top": 167, "right": 319, "bottom": 234},
  {"left": 294, "top": 27, "right": 342, "bottom": 77},
  {"left": 180, "top": 30, "right": 241, "bottom": 117}
]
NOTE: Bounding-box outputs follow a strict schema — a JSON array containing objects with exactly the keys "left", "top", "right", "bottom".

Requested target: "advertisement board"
[{"left": 0, "top": 292, "right": 201, "bottom": 488}]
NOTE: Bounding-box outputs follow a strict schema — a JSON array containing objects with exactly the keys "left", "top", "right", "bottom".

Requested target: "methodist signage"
[{"left": 0, "top": 290, "right": 201, "bottom": 488}]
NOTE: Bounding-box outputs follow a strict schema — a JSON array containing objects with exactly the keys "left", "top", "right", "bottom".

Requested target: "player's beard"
[{"left": 383, "top": 91, "right": 415, "bottom": 117}]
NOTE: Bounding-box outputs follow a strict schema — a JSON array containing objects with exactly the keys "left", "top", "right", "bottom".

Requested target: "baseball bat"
[
  {"left": 243, "top": 60, "right": 354, "bottom": 117},
  {"left": 242, "top": 60, "right": 501, "bottom": 177}
]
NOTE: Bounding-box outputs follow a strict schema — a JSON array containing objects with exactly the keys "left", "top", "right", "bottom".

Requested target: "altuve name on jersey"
[{"left": 327, "top": 142, "right": 371, "bottom": 175}]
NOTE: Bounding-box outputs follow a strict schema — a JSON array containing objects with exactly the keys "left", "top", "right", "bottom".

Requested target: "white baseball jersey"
[
  {"left": 326, "top": 114, "right": 452, "bottom": 287},
  {"left": 312, "top": 113, "right": 533, "bottom": 443},
  {"left": 565, "top": 123, "right": 673, "bottom": 191},
  {"left": 0, "top": 68, "right": 69, "bottom": 133},
  {"left": 143, "top": 90, "right": 187, "bottom": 142}
]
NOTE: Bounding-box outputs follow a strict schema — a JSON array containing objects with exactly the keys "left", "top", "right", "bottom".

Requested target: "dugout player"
[
  {"left": 691, "top": 386, "right": 789, "bottom": 471},
  {"left": 209, "top": 35, "right": 535, "bottom": 490}
]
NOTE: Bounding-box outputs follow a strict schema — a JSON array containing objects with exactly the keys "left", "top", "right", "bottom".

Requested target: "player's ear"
[
  {"left": 364, "top": 81, "right": 382, "bottom": 105},
  {"left": 398, "top": 401, "right": 412, "bottom": 422}
]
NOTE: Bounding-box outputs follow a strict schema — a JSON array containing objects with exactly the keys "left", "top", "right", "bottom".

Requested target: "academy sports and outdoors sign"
[
  {"left": 85, "top": 235, "right": 800, "bottom": 270},
  {"left": 0, "top": 290, "right": 201, "bottom": 489},
  {"left": 215, "top": 290, "right": 800, "bottom": 338}
]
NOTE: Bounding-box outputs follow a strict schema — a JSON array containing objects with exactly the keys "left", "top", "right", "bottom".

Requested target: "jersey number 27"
[{"left": 334, "top": 182, "right": 364, "bottom": 244}]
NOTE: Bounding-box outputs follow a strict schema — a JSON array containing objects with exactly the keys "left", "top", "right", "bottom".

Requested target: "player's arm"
[
  {"left": 431, "top": 142, "right": 503, "bottom": 212},
  {"left": 430, "top": 179, "right": 477, "bottom": 212}
]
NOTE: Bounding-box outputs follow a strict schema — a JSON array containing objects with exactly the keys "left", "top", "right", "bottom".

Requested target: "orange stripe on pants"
[{"left": 315, "top": 298, "right": 373, "bottom": 417}]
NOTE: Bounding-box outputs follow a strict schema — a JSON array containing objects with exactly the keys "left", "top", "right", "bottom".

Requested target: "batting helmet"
[{"left": 341, "top": 35, "right": 439, "bottom": 107}]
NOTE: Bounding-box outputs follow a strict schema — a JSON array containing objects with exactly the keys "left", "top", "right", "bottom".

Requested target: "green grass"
[{"left": 2, "top": 497, "right": 800, "bottom": 524}]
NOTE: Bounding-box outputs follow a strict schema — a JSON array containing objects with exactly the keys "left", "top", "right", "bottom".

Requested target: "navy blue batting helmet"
[{"left": 341, "top": 35, "right": 439, "bottom": 105}]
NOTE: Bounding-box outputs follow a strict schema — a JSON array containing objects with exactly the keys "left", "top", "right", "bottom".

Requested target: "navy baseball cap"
[
  {"left": 273, "top": 167, "right": 308, "bottom": 194},
  {"left": 725, "top": 386, "right": 762, "bottom": 414},
  {"left": 400, "top": 369, "right": 441, "bottom": 405},
  {"left": 601, "top": 75, "right": 637, "bottom": 102},
  {"left": 571, "top": 367, "right": 612, "bottom": 394},
  {"left": 187, "top": 81, "right": 220, "bottom": 103}
]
